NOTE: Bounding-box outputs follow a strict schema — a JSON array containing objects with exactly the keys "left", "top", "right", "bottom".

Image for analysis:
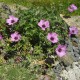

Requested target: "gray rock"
[
  {"left": 60, "top": 14, "right": 80, "bottom": 37},
  {"left": 73, "top": 46, "right": 79, "bottom": 52},
  {"left": 53, "top": 64, "right": 63, "bottom": 75},
  {"left": 61, "top": 62, "right": 80, "bottom": 80},
  {"left": 71, "top": 38, "right": 78, "bottom": 43}
]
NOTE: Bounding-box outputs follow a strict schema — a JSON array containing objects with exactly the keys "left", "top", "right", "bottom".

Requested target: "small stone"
[
  {"left": 53, "top": 64, "right": 63, "bottom": 75},
  {"left": 39, "top": 75, "right": 44, "bottom": 80},
  {"left": 68, "top": 69, "right": 77, "bottom": 80},
  {"left": 74, "top": 52, "right": 80, "bottom": 57},
  {"left": 65, "top": 66, "right": 70, "bottom": 71},
  {"left": 60, "top": 70, "right": 68, "bottom": 79},
  {"left": 44, "top": 75, "right": 51, "bottom": 80},
  {"left": 71, "top": 38, "right": 78, "bottom": 43},
  {"left": 73, "top": 46, "right": 79, "bottom": 52}
]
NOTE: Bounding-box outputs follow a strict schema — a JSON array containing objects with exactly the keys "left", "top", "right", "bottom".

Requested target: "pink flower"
[
  {"left": 70, "top": 4, "right": 77, "bottom": 10},
  {"left": 69, "top": 26, "right": 78, "bottom": 36},
  {"left": 68, "top": 7, "right": 74, "bottom": 12},
  {"left": 6, "top": 15, "right": 18, "bottom": 25},
  {"left": 47, "top": 32, "right": 58, "bottom": 43},
  {"left": 0, "top": 34, "right": 3, "bottom": 40},
  {"left": 10, "top": 32, "right": 21, "bottom": 42},
  {"left": 68, "top": 4, "right": 77, "bottom": 12},
  {"left": 56, "top": 44, "right": 67, "bottom": 57},
  {"left": 38, "top": 20, "right": 50, "bottom": 30}
]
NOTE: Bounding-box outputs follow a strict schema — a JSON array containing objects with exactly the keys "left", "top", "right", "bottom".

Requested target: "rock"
[
  {"left": 39, "top": 75, "right": 51, "bottom": 80},
  {"left": 0, "top": 2, "right": 27, "bottom": 19},
  {"left": 39, "top": 75, "right": 44, "bottom": 80},
  {"left": 44, "top": 75, "right": 51, "bottom": 80},
  {"left": 61, "top": 70, "right": 68, "bottom": 80},
  {"left": 60, "top": 14, "right": 80, "bottom": 37},
  {"left": 68, "top": 69, "right": 77, "bottom": 80},
  {"left": 61, "top": 62, "right": 80, "bottom": 80},
  {"left": 60, "top": 54, "right": 74, "bottom": 66},
  {"left": 53, "top": 63, "right": 63, "bottom": 74}
]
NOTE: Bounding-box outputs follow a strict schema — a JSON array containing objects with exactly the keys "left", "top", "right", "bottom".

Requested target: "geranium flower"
[
  {"left": 0, "top": 34, "right": 3, "bottom": 40},
  {"left": 10, "top": 32, "right": 21, "bottom": 42},
  {"left": 56, "top": 44, "right": 67, "bottom": 57},
  {"left": 68, "top": 4, "right": 77, "bottom": 12},
  {"left": 38, "top": 20, "right": 50, "bottom": 30},
  {"left": 69, "top": 26, "right": 78, "bottom": 36},
  {"left": 6, "top": 15, "right": 18, "bottom": 25},
  {"left": 47, "top": 32, "right": 58, "bottom": 43}
]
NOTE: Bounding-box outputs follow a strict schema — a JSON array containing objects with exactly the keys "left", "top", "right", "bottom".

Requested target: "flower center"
[
  {"left": 42, "top": 24, "right": 46, "bottom": 28},
  {"left": 14, "top": 37, "right": 18, "bottom": 40},
  {"left": 72, "top": 30, "right": 74, "bottom": 33},
  {"left": 58, "top": 48, "right": 62, "bottom": 52},
  {"left": 11, "top": 20, "right": 15, "bottom": 23},
  {"left": 50, "top": 37, "right": 54, "bottom": 41}
]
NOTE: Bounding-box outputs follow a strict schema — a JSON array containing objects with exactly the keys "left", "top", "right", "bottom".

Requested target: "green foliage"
[
  {"left": 0, "top": 5, "right": 69, "bottom": 63},
  {"left": 0, "top": 0, "right": 80, "bottom": 15},
  {"left": 0, "top": 63, "right": 57, "bottom": 80},
  {"left": 0, "top": 64, "right": 37, "bottom": 80},
  {"left": 16, "top": 6, "right": 68, "bottom": 52}
]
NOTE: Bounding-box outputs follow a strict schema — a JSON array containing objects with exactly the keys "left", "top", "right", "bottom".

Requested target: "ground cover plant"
[{"left": 0, "top": 1, "right": 79, "bottom": 80}]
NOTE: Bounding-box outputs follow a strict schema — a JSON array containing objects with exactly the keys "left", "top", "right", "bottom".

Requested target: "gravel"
[{"left": 53, "top": 37, "right": 80, "bottom": 80}]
